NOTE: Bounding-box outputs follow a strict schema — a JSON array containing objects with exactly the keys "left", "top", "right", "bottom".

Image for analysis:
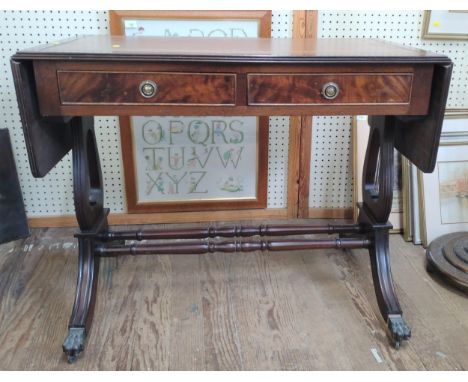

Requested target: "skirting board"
[
  {"left": 28, "top": 208, "right": 289, "bottom": 228},
  {"left": 308, "top": 208, "right": 353, "bottom": 219},
  {"left": 28, "top": 208, "right": 355, "bottom": 228}
]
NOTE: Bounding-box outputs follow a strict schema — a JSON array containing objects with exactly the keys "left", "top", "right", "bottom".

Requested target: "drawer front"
[
  {"left": 57, "top": 71, "right": 236, "bottom": 105},
  {"left": 247, "top": 73, "right": 413, "bottom": 105}
]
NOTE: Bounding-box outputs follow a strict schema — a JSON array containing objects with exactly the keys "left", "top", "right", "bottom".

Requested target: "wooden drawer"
[
  {"left": 247, "top": 73, "right": 413, "bottom": 105},
  {"left": 33, "top": 61, "right": 433, "bottom": 116},
  {"left": 57, "top": 71, "right": 236, "bottom": 106}
]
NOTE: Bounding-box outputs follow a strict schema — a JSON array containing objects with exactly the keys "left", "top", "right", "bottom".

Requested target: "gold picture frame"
[
  {"left": 422, "top": 10, "right": 468, "bottom": 40},
  {"left": 401, "top": 156, "right": 413, "bottom": 241}
]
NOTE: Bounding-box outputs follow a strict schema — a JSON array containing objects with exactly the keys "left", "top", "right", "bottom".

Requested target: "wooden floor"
[{"left": 0, "top": 223, "right": 467, "bottom": 370}]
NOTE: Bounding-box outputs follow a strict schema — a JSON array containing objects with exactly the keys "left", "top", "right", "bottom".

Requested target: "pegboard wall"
[
  {"left": 0, "top": 10, "right": 292, "bottom": 216},
  {"left": 309, "top": 10, "right": 468, "bottom": 208},
  {"left": 1, "top": 11, "right": 466, "bottom": 217}
]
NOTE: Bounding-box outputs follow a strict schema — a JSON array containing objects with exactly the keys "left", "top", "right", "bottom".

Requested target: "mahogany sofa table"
[{"left": 11, "top": 36, "right": 452, "bottom": 363}]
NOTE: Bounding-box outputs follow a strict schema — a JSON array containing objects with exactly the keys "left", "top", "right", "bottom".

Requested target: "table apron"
[{"left": 32, "top": 60, "right": 434, "bottom": 117}]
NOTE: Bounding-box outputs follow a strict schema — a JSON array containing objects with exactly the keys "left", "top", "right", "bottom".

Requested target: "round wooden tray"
[{"left": 426, "top": 232, "right": 468, "bottom": 293}]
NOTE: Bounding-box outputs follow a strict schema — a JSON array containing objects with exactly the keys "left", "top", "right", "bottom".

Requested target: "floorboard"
[{"left": 0, "top": 225, "right": 467, "bottom": 370}]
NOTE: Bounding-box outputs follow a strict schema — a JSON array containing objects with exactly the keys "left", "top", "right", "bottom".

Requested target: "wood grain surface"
[
  {"left": 247, "top": 73, "right": 413, "bottom": 105},
  {"left": 33, "top": 60, "right": 433, "bottom": 117},
  {"left": 297, "top": 116, "right": 312, "bottom": 218},
  {"left": 291, "top": 11, "right": 316, "bottom": 221},
  {"left": 58, "top": 71, "right": 236, "bottom": 106},
  {"left": 0, "top": 224, "right": 467, "bottom": 370},
  {"left": 16, "top": 36, "right": 447, "bottom": 61}
]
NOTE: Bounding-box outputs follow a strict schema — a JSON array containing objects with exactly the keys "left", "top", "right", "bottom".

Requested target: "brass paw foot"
[
  {"left": 387, "top": 314, "right": 411, "bottom": 349},
  {"left": 63, "top": 327, "right": 86, "bottom": 363}
]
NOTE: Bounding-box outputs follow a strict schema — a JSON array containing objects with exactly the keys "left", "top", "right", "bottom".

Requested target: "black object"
[
  {"left": 426, "top": 232, "right": 468, "bottom": 293},
  {"left": 0, "top": 128, "right": 29, "bottom": 244},
  {"left": 10, "top": 60, "right": 72, "bottom": 178}
]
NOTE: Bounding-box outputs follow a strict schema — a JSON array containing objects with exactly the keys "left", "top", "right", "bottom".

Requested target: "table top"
[{"left": 13, "top": 35, "right": 450, "bottom": 64}]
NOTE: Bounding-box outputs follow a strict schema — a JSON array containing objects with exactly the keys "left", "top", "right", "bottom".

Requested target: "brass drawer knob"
[
  {"left": 139, "top": 80, "right": 158, "bottom": 98},
  {"left": 321, "top": 82, "right": 340, "bottom": 100}
]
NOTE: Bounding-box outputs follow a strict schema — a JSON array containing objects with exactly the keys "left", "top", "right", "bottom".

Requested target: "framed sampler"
[
  {"left": 109, "top": 10, "right": 272, "bottom": 37},
  {"left": 119, "top": 117, "right": 269, "bottom": 213},
  {"left": 109, "top": 10, "right": 271, "bottom": 213}
]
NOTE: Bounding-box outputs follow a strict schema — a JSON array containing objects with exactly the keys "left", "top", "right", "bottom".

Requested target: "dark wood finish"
[
  {"left": 10, "top": 35, "right": 453, "bottom": 362},
  {"left": 16, "top": 36, "right": 448, "bottom": 62},
  {"left": 119, "top": 116, "right": 269, "bottom": 213},
  {"left": 62, "top": 117, "right": 109, "bottom": 363},
  {"left": 100, "top": 222, "right": 362, "bottom": 241},
  {"left": 362, "top": 116, "right": 395, "bottom": 222},
  {"left": 32, "top": 60, "right": 434, "bottom": 117},
  {"left": 58, "top": 71, "right": 236, "bottom": 106},
  {"left": 109, "top": 10, "right": 273, "bottom": 39},
  {"left": 358, "top": 204, "right": 412, "bottom": 349},
  {"left": 394, "top": 62, "right": 453, "bottom": 173},
  {"left": 45, "top": 95, "right": 430, "bottom": 117},
  {"left": 10, "top": 59, "right": 72, "bottom": 178},
  {"left": 357, "top": 117, "right": 411, "bottom": 349},
  {"left": 248, "top": 73, "right": 413, "bottom": 105},
  {"left": 71, "top": 117, "right": 105, "bottom": 230},
  {"left": 97, "top": 237, "right": 371, "bottom": 256},
  {"left": 426, "top": 232, "right": 468, "bottom": 293},
  {"left": 0, "top": 129, "right": 29, "bottom": 244}
]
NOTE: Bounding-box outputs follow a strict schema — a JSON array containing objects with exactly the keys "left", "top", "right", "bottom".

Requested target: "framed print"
[
  {"left": 410, "top": 162, "right": 423, "bottom": 245},
  {"left": 401, "top": 155, "right": 413, "bottom": 241},
  {"left": 109, "top": 10, "right": 272, "bottom": 37},
  {"left": 418, "top": 134, "right": 468, "bottom": 247},
  {"left": 422, "top": 10, "right": 468, "bottom": 40},
  {"left": 352, "top": 116, "right": 403, "bottom": 232},
  {"left": 109, "top": 11, "right": 272, "bottom": 213},
  {"left": 120, "top": 116, "right": 269, "bottom": 213},
  {"left": 405, "top": 116, "right": 468, "bottom": 245}
]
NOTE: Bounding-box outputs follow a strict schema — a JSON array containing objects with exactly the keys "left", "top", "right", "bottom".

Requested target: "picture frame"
[
  {"left": 109, "top": 10, "right": 272, "bottom": 213},
  {"left": 410, "top": 162, "right": 423, "bottom": 245},
  {"left": 413, "top": 114, "right": 468, "bottom": 247},
  {"left": 401, "top": 155, "right": 413, "bottom": 242},
  {"left": 418, "top": 134, "right": 468, "bottom": 247},
  {"left": 120, "top": 116, "right": 269, "bottom": 213},
  {"left": 352, "top": 116, "right": 403, "bottom": 232},
  {"left": 422, "top": 10, "right": 468, "bottom": 40},
  {"left": 403, "top": 115, "right": 468, "bottom": 246},
  {"left": 109, "top": 10, "right": 272, "bottom": 37}
]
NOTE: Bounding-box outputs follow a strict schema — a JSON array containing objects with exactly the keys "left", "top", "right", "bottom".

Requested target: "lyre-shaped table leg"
[
  {"left": 62, "top": 117, "right": 107, "bottom": 363},
  {"left": 358, "top": 116, "right": 411, "bottom": 349}
]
